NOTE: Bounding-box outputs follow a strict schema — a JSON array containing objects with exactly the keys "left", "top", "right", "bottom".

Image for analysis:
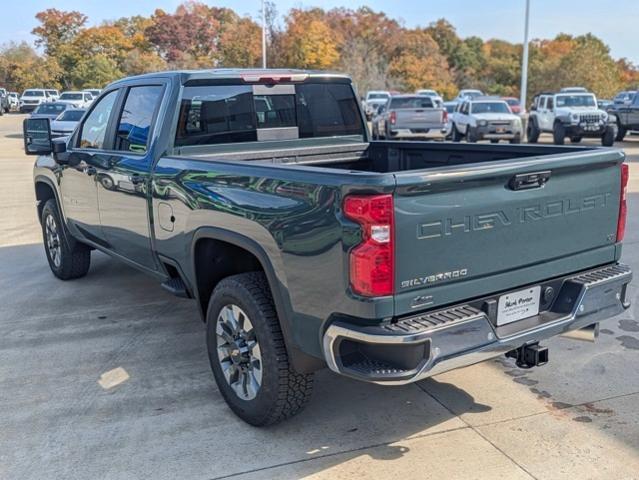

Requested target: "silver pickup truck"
[{"left": 372, "top": 95, "right": 448, "bottom": 140}]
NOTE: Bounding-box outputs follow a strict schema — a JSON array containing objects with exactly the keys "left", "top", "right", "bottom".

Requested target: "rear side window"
[
  {"left": 175, "top": 82, "right": 364, "bottom": 147},
  {"left": 115, "top": 85, "right": 163, "bottom": 153}
]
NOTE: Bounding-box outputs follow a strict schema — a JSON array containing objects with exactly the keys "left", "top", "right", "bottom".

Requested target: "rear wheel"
[
  {"left": 527, "top": 118, "right": 540, "bottom": 143},
  {"left": 602, "top": 125, "right": 615, "bottom": 147},
  {"left": 552, "top": 122, "right": 565, "bottom": 145},
  {"left": 206, "top": 272, "right": 314, "bottom": 426},
  {"left": 41, "top": 199, "right": 91, "bottom": 280},
  {"left": 452, "top": 124, "right": 462, "bottom": 142}
]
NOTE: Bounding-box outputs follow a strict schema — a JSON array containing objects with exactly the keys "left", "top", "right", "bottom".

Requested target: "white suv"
[
  {"left": 528, "top": 91, "right": 615, "bottom": 146},
  {"left": 19, "top": 89, "right": 51, "bottom": 113},
  {"left": 451, "top": 98, "right": 523, "bottom": 143},
  {"left": 58, "top": 91, "right": 94, "bottom": 109}
]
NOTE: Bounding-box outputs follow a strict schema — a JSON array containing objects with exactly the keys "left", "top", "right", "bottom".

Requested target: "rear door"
[{"left": 391, "top": 150, "right": 623, "bottom": 315}]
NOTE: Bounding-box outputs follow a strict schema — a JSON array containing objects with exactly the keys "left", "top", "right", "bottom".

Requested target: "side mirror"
[{"left": 23, "top": 117, "right": 52, "bottom": 155}]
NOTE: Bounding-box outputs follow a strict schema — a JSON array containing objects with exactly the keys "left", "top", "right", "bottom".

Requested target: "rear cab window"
[
  {"left": 175, "top": 80, "right": 365, "bottom": 148},
  {"left": 114, "top": 85, "right": 164, "bottom": 153}
]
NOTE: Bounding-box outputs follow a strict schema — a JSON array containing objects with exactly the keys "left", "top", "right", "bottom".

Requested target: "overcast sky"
[{"left": 4, "top": 0, "right": 638, "bottom": 63}]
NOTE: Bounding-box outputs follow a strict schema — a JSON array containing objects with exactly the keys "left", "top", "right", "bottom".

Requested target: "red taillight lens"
[
  {"left": 442, "top": 110, "right": 448, "bottom": 123},
  {"left": 343, "top": 194, "right": 394, "bottom": 297},
  {"left": 617, "top": 163, "right": 629, "bottom": 241},
  {"left": 390, "top": 111, "right": 397, "bottom": 125}
]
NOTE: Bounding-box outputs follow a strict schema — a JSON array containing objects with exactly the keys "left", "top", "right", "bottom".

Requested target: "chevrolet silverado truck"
[
  {"left": 528, "top": 91, "right": 616, "bottom": 146},
  {"left": 372, "top": 94, "right": 448, "bottom": 140},
  {"left": 24, "top": 69, "right": 632, "bottom": 426}
]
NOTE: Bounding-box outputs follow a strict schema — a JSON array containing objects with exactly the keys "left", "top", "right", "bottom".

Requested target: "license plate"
[
  {"left": 496, "top": 127, "right": 505, "bottom": 133},
  {"left": 497, "top": 286, "right": 541, "bottom": 326}
]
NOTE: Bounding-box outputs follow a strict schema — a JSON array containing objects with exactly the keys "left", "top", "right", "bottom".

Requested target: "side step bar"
[{"left": 161, "top": 277, "right": 190, "bottom": 298}]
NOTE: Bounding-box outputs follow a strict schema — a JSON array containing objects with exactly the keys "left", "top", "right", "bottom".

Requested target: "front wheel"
[
  {"left": 206, "top": 272, "right": 314, "bottom": 426},
  {"left": 527, "top": 119, "right": 540, "bottom": 143},
  {"left": 467, "top": 127, "right": 478, "bottom": 143},
  {"left": 602, "top": 125, "right": 615, "bottom": 147},
  {"left": 615, "top": 124, "right": 627, "bottom": 142},
  {"left": 570, "top": 136, "right": 582, "bottom": 143},
  {"left": 41, "top": 199, "right": 91, "bottom": 280},
  {"left": 452, "top": 124, "right": 462, "bottom": 142}
]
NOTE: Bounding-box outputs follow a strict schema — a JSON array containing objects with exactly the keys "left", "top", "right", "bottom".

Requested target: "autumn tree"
[
  {"left": 32, "top": 9, "right": 87, "bottom": 57},
  {"left": 0, "top": 42, "right": 62, "bottom": 91},
  {"left": 279, "top": 9, "right": 340, "bottom": 69},
  {"left": 388, "top": 29, "right": 455, "bottom": 97}
]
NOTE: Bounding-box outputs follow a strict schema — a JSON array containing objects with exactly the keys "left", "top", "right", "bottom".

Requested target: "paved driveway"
[{"left": 1, "top": 114, "right": 638, "bottom": 479}]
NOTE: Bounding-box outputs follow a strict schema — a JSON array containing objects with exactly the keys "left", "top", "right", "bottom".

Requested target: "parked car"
[
  {"left": 84, "top": 89, "right": 102, "bottom": 98},
  {"left": 454, "top": 89, "right": 484, "bottom": 102},
  {"left": 527, "top": 91, "right": 615, "bottom": 146},
  {"left": 46, "top": 89, "right": 60, "bottom": 101},
  {"left": 0, "top": 88, "right": 9, "bottom": 114},
  {"left": 606, "top": 91, "right": 639, "bottom": 141},
  {"left": 443, "top": 101, "right": 458, "bottom": 139},
  {"left": 19, "top": 89, "right": 50, "bottom": 112},
  {"left": 50, "top": 108, "right": 85, "bottom": 137},
  {"left": 502, "top": 97, "right": 524, "bottom": 115},
  {"left": 7, "top": 92, "right": 20, "bottom": 111},
  {"left": 416, "top": 89, "right": 444, "bottom": 104},
  {"left": 560, "top": 86, "right": 588, "bottom": 93},
  {"left": 24, "top": 69, "right": 631, "bottom": 426},
  {"left": 613, "top": 91, "right": 636, "bottom": 105},
  {"left": 58, "top": 91, "right": 93, "bottom": 109},
  {"left": 30, "top": 102, "right": 72, "bottom": 121},
  {"left": 363, "top": 90, "right": 391, "bottom": 120},
  {"left": 372, "top": 94, "right": 448, "bottom": 140},
  {"left": 598, "top": 99, "right": 613, "bottom": 110},
  {"left": 451, "top": 97, "right": 523, "bottom": 143}
]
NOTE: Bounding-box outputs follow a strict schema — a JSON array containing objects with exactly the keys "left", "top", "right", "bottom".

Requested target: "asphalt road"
[{"left": 1, "top": 113, "right": 638, "bottom": 479}]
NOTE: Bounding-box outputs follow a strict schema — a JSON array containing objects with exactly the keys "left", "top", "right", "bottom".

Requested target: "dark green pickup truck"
[{"left": 25, "top": 70, "right": 631, "bottom": 426}]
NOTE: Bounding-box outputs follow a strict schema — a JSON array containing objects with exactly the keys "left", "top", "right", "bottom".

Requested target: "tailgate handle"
[{"left": 509, "top": 171, "right": 551, "bottom": 190}]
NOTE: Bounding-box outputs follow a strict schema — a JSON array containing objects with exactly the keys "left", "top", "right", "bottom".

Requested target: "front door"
[
  {"left": 628, "top": 94, "right": 639, "bottom": 129},
  {"left": 59, "top": 89, "right": 119, "bottom": 243},
  {"left": 96, "top": 84, "right": 165, "bottom": 271}
]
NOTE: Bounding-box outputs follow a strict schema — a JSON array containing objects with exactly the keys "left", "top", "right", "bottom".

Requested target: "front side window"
[
  {"left": 175, "top": 82, "right": 364, "bottom": 147},
  {"left": 115, "top": 85, "right": 163, "bottom": 153},
  {"left": 78, "top": 90, "right": 118, "bottom": 149}
]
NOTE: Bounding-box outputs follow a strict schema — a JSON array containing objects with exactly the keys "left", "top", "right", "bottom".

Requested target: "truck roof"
[{"left": 108, "top": 68, "right": 352, "bottom": 88}]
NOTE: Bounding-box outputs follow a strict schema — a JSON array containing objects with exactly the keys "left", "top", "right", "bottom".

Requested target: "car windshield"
[
  {"left": 471, "top": 102, "right": 511, "bottom": 114},
  {"left": 555, "top": 94, "right": 596, "bottom": 108},
  {"left": 368, "top": 93, "right": 389, "bottom": 100},
  {"left": 35, "top": 103, "right": 67, "bottom": 114},
  {"left": 60, "top": 93, "right": 83, "bottom": 100},
  {"left": 57, "top": 110, "right": 85, "bottom": 121},
  {"left": 389, "top": 96, "right": 434, "bottom": 109},
  {"left": 463, "top": 91, "right": 482, "bottom": 99},
  {"left": 24, "top": 91, "right": 44, "bottom": 97}
]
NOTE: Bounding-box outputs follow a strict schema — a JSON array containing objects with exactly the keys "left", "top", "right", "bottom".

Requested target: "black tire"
[
  {"left": 467, "top": 127, "right": 478, "bottom": 143},
  {"left": 41, "top": 199, "right": 91, "bottom": 280},
  {"left": 206, "top": 272, "right": 314, "bottom": 426},
  {"left": 490, "top": 139, "right": 499, "bottom": 144},
  {"left": 615, "top": 124, "right": 627, "bottom": 142},
  {"left": 602, "top": 125, "right": 615, "bottom": 147},
  {"left": 509, "top": 133, "right": 522, "bottom": 144},
  {"left": 570, "top": 136, "right": 582, "bottom": 143},
  {"left": 552, "top": 122, "right": 565, "bottom": 145},
  {"left": 452, "top": 124, "right": 462, "bottom": 142},
  {"left": 527, "top": 118, "right": 540, "bottom": 143}
]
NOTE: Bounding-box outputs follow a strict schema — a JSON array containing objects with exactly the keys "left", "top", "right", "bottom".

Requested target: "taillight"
[
  {"left": 442, "top": 110, "right": 448, "bottom": 123},
  {"left": 343, "top": 194, "right": 394, "bottom": 297},
  {"left": 390, "top": 111, "right": 397, "bottom": 125},
  {"left": 617, "top": 163, "right": 629, "bottom": 241}
]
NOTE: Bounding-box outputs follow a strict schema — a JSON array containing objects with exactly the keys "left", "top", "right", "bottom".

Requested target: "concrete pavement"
[{"left": 1, "top": 113, "right": 638, "bottom": 479}]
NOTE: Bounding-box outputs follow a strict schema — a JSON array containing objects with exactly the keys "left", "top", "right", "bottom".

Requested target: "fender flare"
[
  {"left": 189, "top": 227, "right": 324, "bottom": 373},
  {"left": 34, "top": 175, "right": 79, "bottom": 249}
]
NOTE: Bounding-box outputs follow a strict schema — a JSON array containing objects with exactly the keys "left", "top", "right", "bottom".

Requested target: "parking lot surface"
[{"left": 1, "top": 113, "right": 638, "bottom": 479}]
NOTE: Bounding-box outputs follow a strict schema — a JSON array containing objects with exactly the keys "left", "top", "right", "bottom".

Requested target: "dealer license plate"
[
  {"left": 497, "top": 286, "right": 541, "bottom": 326},
  {"left": 496, "top": 127, "right": 505, "bottom": 133}
]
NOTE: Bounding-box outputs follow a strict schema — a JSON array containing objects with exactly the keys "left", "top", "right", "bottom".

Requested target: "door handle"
[{"left": 509, "top": 171, "right": 551, "bottom": 190}]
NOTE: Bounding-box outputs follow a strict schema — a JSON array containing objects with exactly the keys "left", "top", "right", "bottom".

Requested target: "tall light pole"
[
  {"left": 520, "top": 0, "right": 531, "bottom": 110},
  {"left": 261, "top": 0, "right": 267, "bottom": 68}
]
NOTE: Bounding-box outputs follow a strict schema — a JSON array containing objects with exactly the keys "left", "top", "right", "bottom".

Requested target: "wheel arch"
[{"left": 190, "top": 227, "right": 323, "bottom": 374}]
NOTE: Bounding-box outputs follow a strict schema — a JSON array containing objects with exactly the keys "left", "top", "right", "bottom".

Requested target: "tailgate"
[
  {"left": 392, "top": 149, "right": 624, "bottom": 316},
  {"left": 395, "top": 109, "right": 443, "bottom": 129}
]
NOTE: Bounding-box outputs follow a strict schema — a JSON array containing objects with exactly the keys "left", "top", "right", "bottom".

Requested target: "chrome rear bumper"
[{"left": 322, "top": 264, "right": 632, "bottom": 385}]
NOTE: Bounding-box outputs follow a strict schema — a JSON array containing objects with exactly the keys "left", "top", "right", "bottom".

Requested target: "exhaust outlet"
[{"left": 561, "top": 323, "right": 599, "bottom": 343}]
